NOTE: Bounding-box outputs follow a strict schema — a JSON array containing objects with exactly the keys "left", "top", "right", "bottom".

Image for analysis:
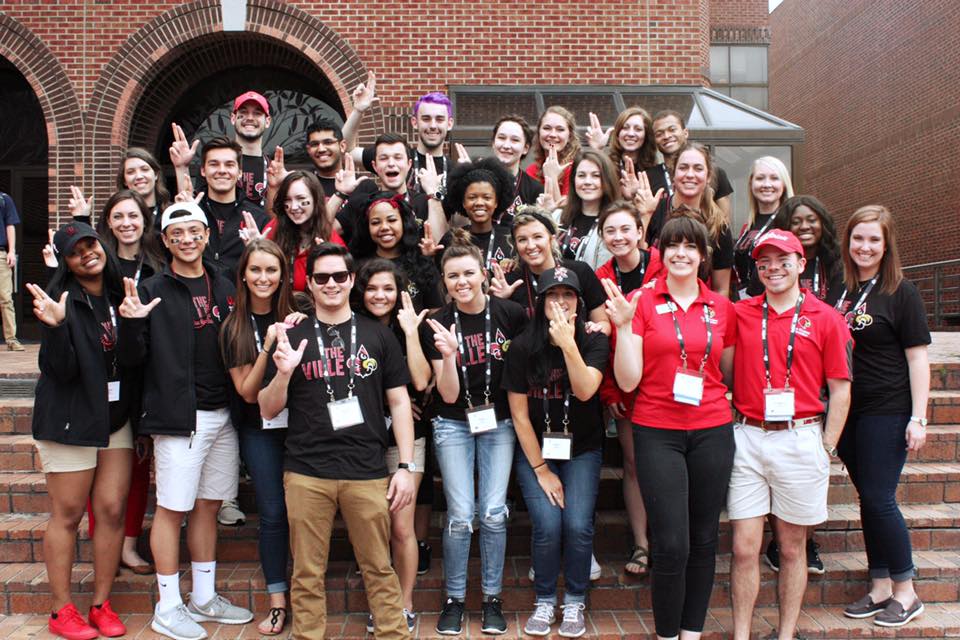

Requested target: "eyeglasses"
[
  {"left": 310, "top": 271, "right": 350, "bottom": 285},
  {"left": 306, "top": 139, "right": 338, "bottom": 148}
]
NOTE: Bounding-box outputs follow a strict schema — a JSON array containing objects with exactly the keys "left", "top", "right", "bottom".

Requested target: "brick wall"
[{"left": 769, "top": 0, "right": 960, "bottom": 265}]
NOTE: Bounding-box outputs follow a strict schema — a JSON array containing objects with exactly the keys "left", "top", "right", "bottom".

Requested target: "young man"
[
  {"left": 0, "top": 191, "right": 22, "bottom": 350},
  {"left": 259, "top": 243, "right": 417, "bottom": 640},
  {"left": 729, "top": 229, "right": 852, "bottom": 640},
  {"left": 305, "top": 118, "right": 348, "bottom": 197},
  {"left": 118, "top": 202, "right": 253, "bottom": 640}
]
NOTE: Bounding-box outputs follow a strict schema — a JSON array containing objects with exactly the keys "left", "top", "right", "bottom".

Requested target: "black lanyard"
[
  {"left": 665, "top": 294, "right": 712, "bottom": 372},
  {"left": 542, "top": 385, "right": 570, "bottom": 434},
  {"left": 735, "top": 214, "right": 776, "bottom": 253},
  {"left": 833, "top": 274, "right": 878, "bottom": 317},
  {"left": 483, "top": 227, "right": 497, "bottom": 268},
  {"left": 313, "top": 314, "right": 357, "bottom": 402},
  {"left": 453, "top": 299, "right": 492, "bottom": 408},
  {"left": 812, "top": 256, "right": 821, "bottom": 299},
  {"left": 614, "top": 252, "right": 647, "bottom": 292},
  {"left": 661, "top": 163, "right": 673, "bottom": 197},
  {"left": 251, "top": 315, "right": 264, "bottom": 353},
  {"left": 761, "top": 293, "right": 804, "bottom": 389},
  {"left": 523, "top": 265, "right": 541, "bottom": 318},
  {"left": 133, "top": 256, "right": 143, "bottom": 287}
]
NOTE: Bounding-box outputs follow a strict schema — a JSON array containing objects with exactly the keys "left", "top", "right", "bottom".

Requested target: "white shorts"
[
  {"left": 153, "top": 408, "right": 239, "bottom": 512},
  {"left": 727, "top": 421, "right": 830, "bottom": 526},
  {"left": 385, "top": 436, "right": 427, "bottom": 474}
]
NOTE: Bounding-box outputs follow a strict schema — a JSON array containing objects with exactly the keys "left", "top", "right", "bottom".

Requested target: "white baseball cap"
[{"left": 160, "top": 201, "right": 209, "bottom": 231}]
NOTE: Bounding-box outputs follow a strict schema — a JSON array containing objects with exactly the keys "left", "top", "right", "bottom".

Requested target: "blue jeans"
[
  {"left": 239, "top": 427, "right": 289, "bottom": 593},
  {"left": 838, "top": 414, "right": 915, "bottom": 582},
  {"left": 515, "top": 448, "right": 602, "bottom": 605},
  {"left": 432, "top": 416, "right": 515, "bottom": 599}
]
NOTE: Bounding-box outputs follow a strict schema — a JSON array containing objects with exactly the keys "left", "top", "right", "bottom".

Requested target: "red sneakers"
[
  {"left": 89, "top": 600, "right": 127, "bottom": 637},
  {"left": 48, "top": 603, "right": 98, "bottom": 640}
]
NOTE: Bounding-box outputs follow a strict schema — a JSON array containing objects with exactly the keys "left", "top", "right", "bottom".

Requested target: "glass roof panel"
[
  {"left": 697, "top": 92, "right": 784, "bottom": 129},
  {"left": 619, "top": 93, "right": 696, "bottom": 123},
  {"left": 541, "top": 93, "right": 618, "bottom": 124}
]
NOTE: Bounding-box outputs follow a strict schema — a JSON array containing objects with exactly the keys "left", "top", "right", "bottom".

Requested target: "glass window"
[
  {"left": 712, "top": 145, "right": 792, "bottom": 235},
  {"left": 730, "top": 46, "right": 767, "bottom": 84},
  {"left": 709, "top": 45, "right": 768, "bottom": 111},
  {"left": 730, "top": 86, "right": 768, "bottom": 111},
  {"left": 710, "top": 46, "right": 730, "bottom": 84}
]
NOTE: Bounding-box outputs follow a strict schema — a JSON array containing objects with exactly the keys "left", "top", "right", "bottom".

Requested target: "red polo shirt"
[
  {"left": 733, "top": 289, "right": 853, "bottom": 421},
  {"left": 629, "top": 278, "right": 736, "bottom": 430}
]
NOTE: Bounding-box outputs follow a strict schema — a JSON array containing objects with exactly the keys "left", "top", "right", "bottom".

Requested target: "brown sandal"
[
  {"left": 258, "top": 607, "right": 287, "bottom": 636},
  {"left": 625, "top": 546, "right": 649, "bottom": 577}
]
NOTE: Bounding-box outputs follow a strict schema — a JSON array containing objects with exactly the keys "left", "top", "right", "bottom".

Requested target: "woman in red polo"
[{"left": 605, "top": 216, "right": 736, "bottom": 640}]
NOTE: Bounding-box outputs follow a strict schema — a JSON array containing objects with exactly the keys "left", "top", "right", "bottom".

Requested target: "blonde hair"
[{"left": 747, "top": 156, "right": 794, "bottom": 225}]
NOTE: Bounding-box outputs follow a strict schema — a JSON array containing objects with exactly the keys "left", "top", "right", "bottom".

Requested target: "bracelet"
[
  {"left": 532, "top": 461, "right": 547, "bottom": 471},
  {"left": 333, "top": 190, "right": 349, "bottom": 201}
]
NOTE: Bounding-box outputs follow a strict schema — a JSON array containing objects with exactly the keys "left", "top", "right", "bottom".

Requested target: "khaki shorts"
[
  {"left": 385, "top": 436, "right": 427, "bottom": 474},
  {"left": 35, "top": 423, "right": 134, "bottom": 473}
]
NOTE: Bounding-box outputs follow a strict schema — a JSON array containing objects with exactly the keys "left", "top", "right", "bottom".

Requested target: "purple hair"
[{"left": 413, "top": 92, "right": 453, "bottom": 118}]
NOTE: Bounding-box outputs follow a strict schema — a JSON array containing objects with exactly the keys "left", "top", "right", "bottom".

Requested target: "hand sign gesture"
[
  {"left": 174, "top": 189, "right": 204, "bottom": 204},
  {"left": 454, "top": 143, "right": 471, "bottom": 164},
  {"left": 68, "top": 186, "right": 93, "bottom": 220},
  {"left": 489, "top": 262, "right": 523, "bottom": 299},
  {"left": 238, "top": 210, "right": 264, "bottom": 245},
  {"left": 266, "top": 146, "right": 288, "bottom": 192},
  {"left": 426, "top": 319, "right": 459, "bottom": 358},
  {"left": 397, "top": 291, "right": 428, "bottom": 337},
  {"left": 335, "top": 154, "right": 367, "bottom": 196},
  {"left": 586, "top": 112, "right": 613, "bottom": 150},
  {"left": 25, "top": 283, "right": 68, "bottom": 327},
  {"left": 633, "top": 171, "right": 665, "bottom": 216},
  {"left": 42, "top": 229, "right": 58, "bottom": 269},
  {"left": 619, "top": 156, "right": 641, "bottom": 200},
  {"left": 272, "top": 324, "right": 309, "bottom": 375},
  {"left": 547, "top": 300, "right": 577, "bottom": 350},
  {"left": 118, "top": 277, "right": 161, "bottom": 319},
  {"left": 418, "top": 153, "right": 442, "bottom": 194},
  {"left": 352, "top": 71, "right": 378, "bottom": 113},
  {"left": 602, "top": 277, "right": 640, "bottom": 329},
  {"left": 418, "top": 223, "right": 445, "bottom": 257},
  {"left": 169, "top": 123, "right": 199, "bottom": 168},
  {"left": 542, "top": 145, "right": 571, "bottom": 183}
]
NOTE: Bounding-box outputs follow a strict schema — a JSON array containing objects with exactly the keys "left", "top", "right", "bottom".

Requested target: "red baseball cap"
[
  {"left": 751, "top": 229, "right": 804, "bottom": 259},
  {"left": 233, "top": 91, "right": 270, "bottom": 115}
]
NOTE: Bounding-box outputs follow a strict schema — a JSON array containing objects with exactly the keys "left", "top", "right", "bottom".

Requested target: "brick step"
[
  {"left": 930, "top": 362, "right": 960, "bottom": 391},
  {"left": 3, "top": 604, "right": 960, "bottom": 639},
  {"left": 1, "top": 551, "right": 958, "bottom": 616},
  {"left": 3, "top": 503, "right": 959, "bottom": 565}
]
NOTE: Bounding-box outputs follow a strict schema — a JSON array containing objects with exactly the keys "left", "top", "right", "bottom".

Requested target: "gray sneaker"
[
  {"left": 217, "top": 499, "right": 245, "bottom": 526},
  {"left": 186, "top": 593, "right": 254, "bottom": 625},
  {"left": 151, "top": 603, "right": 208, "bottom": 640},
  {"left": 558, "top": 603, "right": 586, "bottom": 638},
  {"left": 523, "top": 601, "right": 556, "bottom": 636}
]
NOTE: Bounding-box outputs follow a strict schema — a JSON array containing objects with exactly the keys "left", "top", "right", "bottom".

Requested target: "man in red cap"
[{"left": 728, "top": 229, "right": 853, "bottom": 640}]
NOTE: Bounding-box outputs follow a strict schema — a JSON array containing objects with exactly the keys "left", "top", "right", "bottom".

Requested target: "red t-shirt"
[
  {"left": 733, "top": 289, "right": 853, "bottom": 421},
  {"left": 525, "top": 162, "right": 572, "bottom": 196},
  {"left": 629, "top": 278, "right": 737, "bottom": 430},
  {"left": 262, "top": 220, "right": 346, "bottom": 292}
]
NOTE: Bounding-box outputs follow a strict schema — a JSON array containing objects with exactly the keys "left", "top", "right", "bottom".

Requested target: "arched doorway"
[{"left": 0, "top": 58, "right": 49, "bottom": 340}]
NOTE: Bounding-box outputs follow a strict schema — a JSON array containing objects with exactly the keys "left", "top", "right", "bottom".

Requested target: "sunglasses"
[{"left": 310, "top": 271, "right": 350, "bottom": 285}]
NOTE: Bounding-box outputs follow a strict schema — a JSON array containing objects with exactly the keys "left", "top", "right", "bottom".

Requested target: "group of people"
[{"left": 27, "top": 82, "right": 931, "bottom": 640}]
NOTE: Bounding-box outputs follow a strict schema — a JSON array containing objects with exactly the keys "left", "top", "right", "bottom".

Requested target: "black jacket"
[
  {"left": 199, "top": 191, "right": 267, "bottom": 283},
  {"left": 117, "top": 261, "right": 235, "bottom": 437},
  {"left": 32, "top": 279, "right": 140, "bottom": 446}
]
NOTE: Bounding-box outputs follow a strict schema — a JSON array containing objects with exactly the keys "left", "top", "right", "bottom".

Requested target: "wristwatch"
[
  {"left": 428, "top": 191, "right": 443, "bottom": 201},
  {"left": 823, "top": 441, "right": 837, "bottom": 456},
  {"left": 397, "top": 462, "right": 417, "bottom": 472},
  {"left": 909, "top": 416, "right": 928, "bottom": 427}
]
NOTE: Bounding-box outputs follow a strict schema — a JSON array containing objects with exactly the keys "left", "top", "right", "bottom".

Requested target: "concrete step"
[{"left": 0, "top": 551, "right": 958, "bottom": 616}]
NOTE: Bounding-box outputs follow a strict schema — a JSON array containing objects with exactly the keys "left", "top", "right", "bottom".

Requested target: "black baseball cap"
[
  {"left": 537, "top": 265, "right": 582, "bottom": 296},
  {"left": 53, "top": 222, "right": 99, "bottom": 256}
]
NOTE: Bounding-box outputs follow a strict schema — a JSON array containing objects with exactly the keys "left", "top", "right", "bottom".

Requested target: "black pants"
[{"left": 633, "top": 423, "right": 735, "bottom": 637}]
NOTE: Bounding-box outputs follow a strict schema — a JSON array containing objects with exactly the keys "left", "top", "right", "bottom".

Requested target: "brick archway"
[{"left": 86, "top": 0, "right": 380, "bottom": 207}]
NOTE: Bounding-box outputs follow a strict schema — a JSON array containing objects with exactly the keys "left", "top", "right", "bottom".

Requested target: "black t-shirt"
[
  {"left": 118, "top": 257, "right": 156, "bottom": 286},
  {"left": 712, "top": 226, "right": 735, "bottom": 271},
  {"left": 337, "top": 181, "right": 430, "bottom": 246},
  {"left": 502, "top": 329, "right": 609, "bottom": 456},
  {"left": 421, "top": 297, "right": 527, "bottom": 421},
  {"left": 264, "top": 313, "right": 410, "bottom": 480},
  {"left": 733, "top": 213, "right": 776, "bottom": 297},
  {"left": 315, "top": 173, "right": 337, "bottom": 198},
  {"left": 179, "top": 273, "right": 230, "bottom": 410},
  {"left": 88, "top": 294, "right": 131, "bottom": 432},
  {"left": 798, "top": 256, "right": 842, "bottom": 302},
  {"left": 832, "top": 279, "right": 931, "bottom": 415},
  {"left": 385, "top": 321, "right": 430, "bottom": 443},
  {"left": 387, "top": 255, "right": 445, "bottom": 312},
  {"left": 714, "top": 167, "right": 734, "bottom": 200},
  {"left": 438, "top": 224, "right": 515, "bottom": 271},
  {"left": 501, "top": 171, "right": 544, "bottom": 225},
  {"left": 240, "top": 154, "right": 266, "bottom": 205},
  {"left": 645, "top": 164, "right": 734, "bottom": 245},
  {"left": 504, "top": 259, "right": 607, "bottom": 319},
  {"left": 223, "top": 312, "right": 275, "bottom": 430},
  {"left": 559, "top": 213, "right": 600, "bottom": 261},
  {"left": 615, "top": 251, "right": 652, "bottom": 295}
]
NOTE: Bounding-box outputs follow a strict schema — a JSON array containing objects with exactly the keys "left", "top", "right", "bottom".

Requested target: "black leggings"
[{"left": 633, "top": 423, "right": 734, "bottom": 637}]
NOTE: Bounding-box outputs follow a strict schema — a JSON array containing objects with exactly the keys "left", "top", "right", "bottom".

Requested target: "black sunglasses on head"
[{"left": 310, "top": 271, "right": 350, "bottom": 285}]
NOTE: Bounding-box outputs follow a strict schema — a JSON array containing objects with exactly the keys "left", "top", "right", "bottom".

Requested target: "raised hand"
[
  {"left": 41, "top": 229, "right": 58, "bottom": 269},
  {"left": 585, "top": 112, "right": 613, "bottom": 150},
  {"left": 169, "top": 123, "right": 199, "bottom": 168},
  {"left": 175, "top": 188, "right": 204, "bottom": 204},
  {"left": 620, "top": 156, "right": 641, "bottom": 200},
  {"left": 542, "top": 145, "right": 571, "bottom": 183},
  {"left": 547, "top": 300, "right": 576, "bottom": 350},
  {"left": 335, "top": 154, "right": 367, "bottom": 196},
  {"left": 68, "top": 185, "right": 93, "bottom": 220},
  {"left": 418, "top": 222, "right": 445, "bottom": 257},
  {"left": 426, "top": 319, "right": 459, "bottom": 358},
  {"left": 238, "top": 210, "right": 264, "bottom": 245},
  {"left": 266, "top": 146, "right": 288, "bottom": 192},
  {"left": 263, "top": 322, "right": 279, "bottom": 352},
  {"left": 25, "top": 283, "right": 68, "bottom": 327},
  {"left": 454, "top": 143, "right": 471, "bottom": 164},
  {"left": 489, "top": 261, "right": 524, "bottom": 299},
  {"left": 272, "top": 324, "right": 308, "bottom": 375},
  {"left": 118, "top": 277, "right": 161, "bottom": 319},
  {"left": 351, "top": 71, "right": 377, "bottom": 113},
  {"left": 417, "top": 152, "right": 442, "bottom": 195},
  {"left": 602, "top": 277, "right": 639, "bottom": 329},
  {"left": 397, "top": 290, "right": 428, "bottom": 337},
  {"left": 633, "top": 171, "right": 665, "bottom": 216}
]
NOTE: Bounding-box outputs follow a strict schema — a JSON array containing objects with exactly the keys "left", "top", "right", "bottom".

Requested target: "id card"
[
  {"left": 263, "top": 408, "right": 289, "bottom": 430},
  {"left": 107, "top": 380, "right": 120, "bottom": 403},
  {"left": 328, "top": 395, "right": 364, "bottom": 430},
  {"left": 466, "top": 403, "right": 498, "bottom": 434},
  {"left": 542, "top": 432, "right": 572, "bottom": 460},
  {"left": 673, "top": 368, "right": 704, "bottom": 406},
  {"left": 764, "top": 388, "right": 795, "bottom": 421}
]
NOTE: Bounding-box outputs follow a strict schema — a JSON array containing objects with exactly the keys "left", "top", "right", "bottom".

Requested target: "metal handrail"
[{"left": 903, "top": 258, "right": 960, "bottom": 329}]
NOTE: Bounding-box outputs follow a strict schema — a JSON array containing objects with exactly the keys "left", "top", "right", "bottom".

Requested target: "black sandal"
[
  {"left": 625, "top": 546, "right": 649, "bottom": 577},
  {"left": 258, "top": 607, "right": 287, "bottom": 636}
]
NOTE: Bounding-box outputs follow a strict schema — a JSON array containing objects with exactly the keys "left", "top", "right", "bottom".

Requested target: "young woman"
[
  {"left": 606, "top": 216, "right": 736, "bottom": 640},
  {"left": 773, "top": 195, "right": 842, "bottom": 301},
  {"left": 263, "top": 171, "right": 345, "bottom": 292},
  {"left": 526, "top": 106, "right": 581, "bottom": 196},
  {"left": 349, "top": 191, "right": 444, "bottom": 312},
  {"left": 733, "top": 157, "right": 794, "bottom": 298},
  {"left": 423, "top": 240, "right": 527, "bottom": 636},
  {"left": 504, "top": 266, "right": 608, "bottom": 638},
  {"left": 114, "top": 148, "right": 172, "bottom": 219},
  {"left": 833, "top": 206, "right": 931, "bottom": 629},
  {"left": 594, "top": 200, "right": 664, "bottom": 576},
  {"left": 556, "top": 150, "right": 620, "bottom": 270},
  {"left": 27, "top": 223, "right": 135, "bottom": 640},
  {"left": 353, "top": 259, "right": 432, "bottom": 633},
  {"left": 490, "top": 115, "right": 544, "bottom": 221},
  {"left": 588, "top": 106, "right": 663, "bottom": 201},
  {"left": 218, "top": 238, "right": 299, "bottom": 635}
]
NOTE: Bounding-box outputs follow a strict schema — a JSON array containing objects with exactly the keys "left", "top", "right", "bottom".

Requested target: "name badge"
[
  {"left": 764, "top": 388, "right": 795, "bottom": 421},
  {"left": 542, "top": 432, "right": 572, "bottom": 460},
  {"left": 328, "top": 395, "right": 364, "bottom": 430},
  {"left": 655, "top": 302, "right": 678, "bottom": 315},
  {"left": 107, "top": 380, "right": 120, "bottom": 403},
  {"left": 263, "top": 408, "right": 288, "bottom": 430},
  {"left": 466, "top": 403, "right": 498, "bottom": 434},
  {"left": 673, "top": 368, "right": 704, "bottom": 406}
]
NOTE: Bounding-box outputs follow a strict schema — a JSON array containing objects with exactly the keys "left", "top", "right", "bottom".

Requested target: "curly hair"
[
  {"left": 772, "top": 195, "right": 842, "bottom": 288},
  {"left": 443, "top": 157, "right": 516, "bottom": 223},
  {"left": 608, "top": 106, "right": 658, "bottom": 172},
  {"left": 351, "top": 258, "right": 410, "bottom": 324}
]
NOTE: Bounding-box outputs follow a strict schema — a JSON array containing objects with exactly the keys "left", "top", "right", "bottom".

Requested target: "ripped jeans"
[{"left": 433, "top": 416, "right": 515, "bottom": 599}]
